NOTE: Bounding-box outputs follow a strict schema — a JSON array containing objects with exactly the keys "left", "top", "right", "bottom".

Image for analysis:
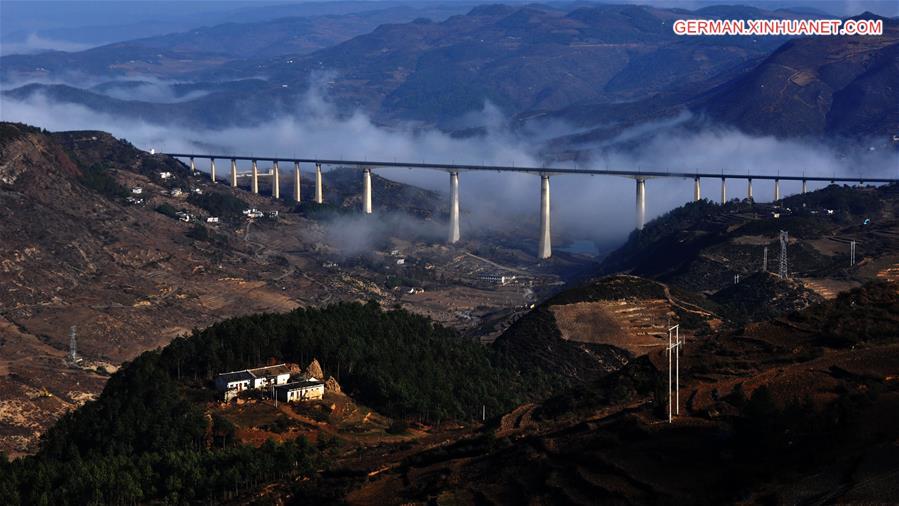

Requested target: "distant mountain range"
[
  {"left": 0, "top": 3, "right": 475, "bottom": 79},
  {"left": 2, "top": 3, "right": 897, "bottom": 143}
]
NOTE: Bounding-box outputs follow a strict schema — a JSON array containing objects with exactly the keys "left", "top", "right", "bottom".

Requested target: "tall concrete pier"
[
  {"left": 774, "top": 179, "right": 781, "bottom": 201},
  {"left": 538, "top": 175, "right": 552, "bottom": 259},
  {"left": 272, "top": 161, "right": 280, "bottom": 199},
  {"left": 315, "top": 163, "right": 323, "bottom": 204},
  {"left": 363, "top": 168, "right": 372, "bottom": 214},
  {"left": 190, "top": 157, "right": 196, "bottom": 174},
  {"left": 636, "top": 178, "right": 646, "bottom": 231},
  {"left": 720, "top": 178, "right": 727, "bottom": 204},
  {"left": 230, "top": 159, "right": 238, "bottom": 187},
  {"left": 293, "top": 162, "right": 301, "bottom": 203},
  {"left": 210, "top": 158, "right": 216, "bottom": 183},
  {"left": 448, "top": 171, "right": 460, "bottom": 244},
  {"left": 251, "top": 160, "right": 259, "bottom": 194},
  {"left": 747, "top": 178, "right": 753, "bottom": 200},
  {"left": 693, "top": 177, "right": 701, "bottom": 202},
  {"left": 802, "top": 179, "right": 807, "bottom": 194}
]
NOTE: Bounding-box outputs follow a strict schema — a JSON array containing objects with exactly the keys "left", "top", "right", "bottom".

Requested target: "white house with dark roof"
[
  {"left": 248, "top": 364, "right": 291, "bottom": 389},
  {"left": 274, "top": 379, "right": 325, "bottom": 403}
]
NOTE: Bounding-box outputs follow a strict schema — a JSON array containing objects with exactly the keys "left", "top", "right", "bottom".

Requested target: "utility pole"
[
  {"left": 779, "top": 230, "right": 789, "bottom": 278},
  {"left": 762, "top": 247, "right": 768, "bottom": 272},
  {"left": 850, "top": 240, "right": 856, "bottom": 266}
]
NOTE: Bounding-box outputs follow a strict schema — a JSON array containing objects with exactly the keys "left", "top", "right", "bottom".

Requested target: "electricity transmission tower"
[
  {"left": 778, "top": 231, "right": 789, "bottom": 278},
  {"left": 667, "top": 324, "right": 683, "bottom": 423},
  {"left": 762, "top": 247, "right": 768, "bottom": 272},
  {"left": 69, "top": 326, "right": 80, "bottom": 363},
  {"left": 850, "top": 240, "right": 856, "bottom": 266}
]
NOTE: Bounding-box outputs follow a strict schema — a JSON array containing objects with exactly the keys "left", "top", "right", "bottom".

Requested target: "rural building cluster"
[{"left": 214, "top": 363, "right": 325, "bottom": 402}]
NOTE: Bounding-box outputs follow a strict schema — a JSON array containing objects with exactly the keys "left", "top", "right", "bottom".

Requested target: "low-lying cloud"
[
  {"left": 1, "top": 76, "right": 896, "bottom": 254},
  {"left": 95, "top": 81, "right": 210, "bottom": 104},
  {"left": 0, "top": 33, "right": 95, "bottom": 56}
]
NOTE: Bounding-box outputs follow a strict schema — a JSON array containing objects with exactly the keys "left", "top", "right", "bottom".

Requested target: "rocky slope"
[
  {"left": 599, "top": 184, "right": 899, "bottom": 314},
  {"left": 0, "top": 123, "right": 309, "bottom": 455}
]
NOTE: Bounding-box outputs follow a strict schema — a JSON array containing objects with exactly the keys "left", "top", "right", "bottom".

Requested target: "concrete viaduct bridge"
[{"left": 167, "top": 153, "right": 898, "bottom": 260}]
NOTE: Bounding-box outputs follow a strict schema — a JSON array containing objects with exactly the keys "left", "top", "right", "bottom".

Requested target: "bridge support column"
[
  {"left": 294, "top": 162, "right": 301, "bottom": 203},
  {"left": 230, "top": 159, "right": 238, "bottom": 188},
  {"left": 315, "top": 163, "right": 323, "bottom": 204},
  {"left": 210, "top": 158, "right": 216, "bottom": 183},
  {"left": 272, "top": 161, "right": 280, "bottom": 199},
  {"left": 693, "top": 177, "right": 701, "bottom": 202},
  {"left": 189, "top": 157, "right": 196, "bottom": 174},
  {"left": 539, "top": 175, "right": 552, "bottom": 259},
  {"left": 449, "top": 171, "right": 460, "bottom": 244},
  {"left": 774, "top": 179, "right": 781, "bottom": 202},
  {"left": 747, "top": 178, "right": 753, "bottom": 201},
  {"left": 636, "top": 178, "right": 646, "bottom": 231},
  {"left": 720, "top": 178, "right": 727, "bottom": 204},
  {"left": 801, "top": 179, "right": 807, "bottom": 195},
  {"left": 252, "top": 160, "right": 259, "bottom": 194},
  {"left": 363, "top": 168, "right": 372, "bottom": 214}
]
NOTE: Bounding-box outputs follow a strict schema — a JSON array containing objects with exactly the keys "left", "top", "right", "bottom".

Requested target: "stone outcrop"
[
  {"left": 304, "top": 359, "right": 324, "bottom": 380},
  {"left": 325, "top": 376, "right": 342, "bottom": 393}
]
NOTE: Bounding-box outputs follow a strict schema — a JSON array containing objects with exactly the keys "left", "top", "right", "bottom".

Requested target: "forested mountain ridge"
[{"left": 0, "top": 300, "right": 589, "bottom": 504}]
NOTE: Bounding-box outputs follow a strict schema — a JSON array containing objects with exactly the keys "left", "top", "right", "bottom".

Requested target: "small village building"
[
  {"left": 274, "top": 379, "right": 325, "bottom": 403},
  {"left": 479, "top": 273, "right": 515, "bottom": 285},
  {"left": 247, "top": 364, "right": 292, "bottom": 389},
  {"left": 215, "top": 370, "right": 254, "bottom": 398},
  {"left": 215, "top": 364, "right": 292, "bottom": 400}
]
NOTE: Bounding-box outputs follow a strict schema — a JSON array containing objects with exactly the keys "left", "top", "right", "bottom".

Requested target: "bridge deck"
[{"left": 163, "top": 153, "right": 899, "bottom": 184}]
